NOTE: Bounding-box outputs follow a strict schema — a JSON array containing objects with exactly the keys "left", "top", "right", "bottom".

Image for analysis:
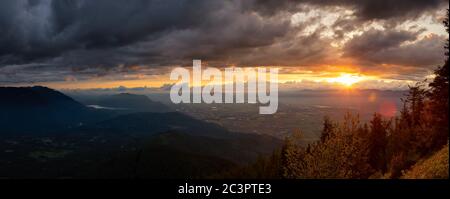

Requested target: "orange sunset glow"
[
  {"left": 0, "top": 0, "right": 448, "bottom": 181},
  {"left": 24, "top": 68, "right": 397, "bottom": 90}
]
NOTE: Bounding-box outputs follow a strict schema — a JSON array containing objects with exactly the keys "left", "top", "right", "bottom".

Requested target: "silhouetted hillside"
[
  {"left": 81, "top": 93, "right": 171, "bottom": 113},
  {"left": 0, "top": 86, "right": 114, "bottom": 134},
  {"left": 0, "top": 86, "right": 84, "bottom": 108},
  {"left": 145, "top": 131, "right": 282, "bottom": 164},
  {"left": 0, "top": 86, "right": 282, "bottom": 178},
  {"left": 77, "top": 112, "right": 232, "bottom": 138}
]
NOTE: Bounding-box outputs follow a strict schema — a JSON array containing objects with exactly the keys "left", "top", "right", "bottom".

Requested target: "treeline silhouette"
[{"left": 218, "top": 9, "right": 449, "bottom": 179}]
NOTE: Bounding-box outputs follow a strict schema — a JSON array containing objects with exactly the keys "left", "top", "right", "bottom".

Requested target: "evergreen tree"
[
  {"left": 427, "top": 9, "right": 449, "bottom": 148},
  {"left": 320, "top": 116, "right": 334, "bottom": 142},
  {"left": 368, "top": 113, "right": 388, "bottom": 173}
]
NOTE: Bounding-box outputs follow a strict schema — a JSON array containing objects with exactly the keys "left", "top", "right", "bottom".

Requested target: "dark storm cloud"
[
  {"left": 344, "top": 29, "right": 421, "bottom": 56},
  {"left": 347, "top": 0, "right": 445, "bottom": 20},
  {"left": 0, "top": 0, "right": 213, "bottom": 63},
  {"left": 343, "top": 29, "right": 446, "bottom": 67},
  {"left": 0, "top": 0, "right": 448, "bottom": 84},
  {"left": 253, "top": 0, "right": 447, "bottom": 20},
  {"left": 0, "top": 0, "right": 293, "bottom": 68}
]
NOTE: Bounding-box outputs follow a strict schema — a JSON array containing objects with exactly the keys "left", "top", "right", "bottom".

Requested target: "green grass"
[{"left": 402, "top": 144, "right": 449, "bottom": 179}]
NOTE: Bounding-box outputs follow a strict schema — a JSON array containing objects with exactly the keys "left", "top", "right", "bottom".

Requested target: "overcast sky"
[{"left": 0, "top": 0, "right": 448, "bottom": 89}]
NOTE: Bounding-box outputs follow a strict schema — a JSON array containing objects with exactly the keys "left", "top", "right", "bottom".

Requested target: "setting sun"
[{"left": 328, "top": 73, "right": 364, "bottom": 87}]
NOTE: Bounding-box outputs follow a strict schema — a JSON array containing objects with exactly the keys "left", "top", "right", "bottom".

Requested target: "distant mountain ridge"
[
  {"left": 0, "top": 87, "right": 170, "bottom": 134},
  {"left": 80, "top": 93, "right": 171, "bottom": 113},
  {"left": 0, "top": 86, "right": 282, "bottom": 178},
  {"left": 0, "top": 86, "right": 112, "bottom": 134},
  {"left": 0, "top": 86, "right": 85, "bottom": 108},
  {"left": 79, "top": 112, "right": 231, "bottom": 138}
]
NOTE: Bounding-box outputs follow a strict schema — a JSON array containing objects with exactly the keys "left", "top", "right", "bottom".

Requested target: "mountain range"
[{"left": 0, "top": 86, "right": 281, "bottom": 178}]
